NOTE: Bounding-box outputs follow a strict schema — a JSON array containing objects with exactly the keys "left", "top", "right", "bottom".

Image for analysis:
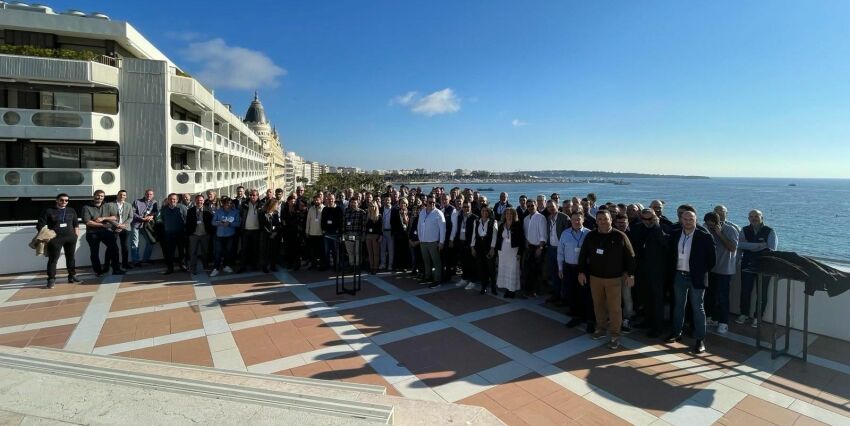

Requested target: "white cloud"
[
  {"left": 181, "top": 38, "right": 286, "bottom": 90},
  {"left": 512, "top": 119, "right": 528, "bottom": 127},
  {"left": 390, "top": 88, "right": 461, "bottom": 116},
  {"left": 164, "top": 31, "right": 204, "bottom": 41},
  {"left": 390, "top": 91, "right": 418, "bottom": 106}
]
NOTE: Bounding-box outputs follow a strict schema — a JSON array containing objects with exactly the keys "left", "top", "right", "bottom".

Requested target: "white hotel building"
[{"left": 0, "top": 2, "right": 276, "bottom": 222}]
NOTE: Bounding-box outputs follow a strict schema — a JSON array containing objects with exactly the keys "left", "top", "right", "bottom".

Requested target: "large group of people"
[{"left": 37, "top": 185, "right": 779, "bottom": 353}]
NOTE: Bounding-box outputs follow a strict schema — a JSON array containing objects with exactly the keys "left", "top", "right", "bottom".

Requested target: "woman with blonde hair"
[{"left": 364, "top": 201, "right": 383, "bottom": 274}]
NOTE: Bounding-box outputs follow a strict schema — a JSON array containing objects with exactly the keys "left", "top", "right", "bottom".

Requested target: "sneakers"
[
  {"left": 210, "top": 269, "right": 220, "bottom": 277},
  {"left": 735, "top": 314, "right": 749, "bottom": 325},
  {"left": 621, "top": 318, "right": 632, "bottom": 334},
  {"left": 464, "top": 282, "right": 476, "bottom": 290},
  {"left": 693, "top": 339, "right": 706, "bottom": 354},
  {"left": 717, "top": 323, "right": 729, "bottom": 334},
  {"left": 607, "top": 338, "right": 620, "bottom": 350},
  {"left": 706, "top": 317, "right": 719, "bottom": 327},
  {"left": 456, "top": 280, "right": 467, "bottom": 287},
  {"left": 223, "top": 266, "right": 233, "bottom": 273},
  {"left": 45, "top": 279, "right": 55, "bottom": 289},
  {"left": 591, "top": 330, "right": 607, "bottom": 340},
  {"left": 428, "top": 282, "right": 441, "bottom": 289},
  {"left": 67, "top": 276, "right": 82, "bottom": 284},
  {"left": 751, "top": 318, "right": 759, "bottom": 328},
  {"left": 665, "top": 334, "right": 683, "bottom": 343}
]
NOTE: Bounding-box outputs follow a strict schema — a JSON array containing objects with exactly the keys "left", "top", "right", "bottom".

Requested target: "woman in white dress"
[{"left": 496, "top": 207, "right": 523, "bottom": 298}]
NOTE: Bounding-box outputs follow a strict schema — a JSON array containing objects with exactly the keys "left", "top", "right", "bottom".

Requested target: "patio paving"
[{"left": 1, "top": 265, "right": 848, "bottom": 426}]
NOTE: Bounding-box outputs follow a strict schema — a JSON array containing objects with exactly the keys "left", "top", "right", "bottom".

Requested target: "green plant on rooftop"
[{"left": 0, "top": 44, "right": 103, "bottom": 62}]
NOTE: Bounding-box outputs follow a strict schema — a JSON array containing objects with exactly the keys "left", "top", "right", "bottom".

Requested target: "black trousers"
[
  {"left": 259, "top": 232, "right": 280, "bottom": 268},
  {"left": 563, "top": 263, "right": 594, "bottom": 322},
  {"left": 86, "top": 230, "right": 119, "bottom": 273},
  {"left": 240, "top": 229, "right": 261, "bottom": 269},
  {"left": 522, "top": 246, "right": 544, "bottom": 295},
  {"left": 116, "top": 230, "right": 130, "bottom": 268},
  {"left": 475, "top": 248, "right": 496, "bottom": 291},
  {"left": 646, "top": 276, "right": 666, "bottom": 334},
  {"left": 162, "top": 232, "right": 186, "bottom": 271},
  {"left": 308, "top": 235, "right": 324, "bottom": 267},
  {"left": 457, "top": 242, "right": 476, "bottom": 281},
  {"left": 442, "top": 244, "right": 456, "bottom": 281},
  {"left": 46, "top": 232, "right": 77, "bottom": 280}
]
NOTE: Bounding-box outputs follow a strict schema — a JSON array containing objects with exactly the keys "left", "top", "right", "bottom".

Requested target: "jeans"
[
  {"left": 381, "top": 230, "right": 394, "bottom": 268},
  {"left": 672, "top": 272, "right": 706, "bottom": 339},
  {"left": 46, "top": 233, "right": 77, "bottom": 280},
  {"left": 621, "top": 279, "right": 634, "bottom": 319},
  {"left": 708, "top": 273, "right": 732, "bottom": 324},
  {"left": 420, "top": 241, "right": 441, "bottom": 281},
  {"left": 324, "top": 234, "right": 340, "bottom": 270},
  {"left": 130, "top": 227, "right": 154, "bottom": 263},
  {"left": 213, "top": 236, "right": 236, "bottom": 270},
  {"left": 740, "top": 271, "right": 771, "bottom": 319}
]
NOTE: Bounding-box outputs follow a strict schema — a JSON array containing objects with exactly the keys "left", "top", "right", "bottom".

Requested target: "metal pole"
[
  {"left": 772, "top": 273, "right": 779, "bottom": 359},
  {"left": 784, "top": 278, "right": 791, "bottom": 357},
  {"left": 755, "top": 273, "right": 762, "bottom": 350}
]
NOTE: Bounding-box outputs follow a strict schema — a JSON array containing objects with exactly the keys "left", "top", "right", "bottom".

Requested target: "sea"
[{"left": 423, "top": 178, "right": 850, "bottom": 263}]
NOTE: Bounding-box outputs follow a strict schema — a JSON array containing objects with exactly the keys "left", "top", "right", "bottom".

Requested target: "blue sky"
[{"left": 49, "top": 1, "right": 850, "bottom": 177}]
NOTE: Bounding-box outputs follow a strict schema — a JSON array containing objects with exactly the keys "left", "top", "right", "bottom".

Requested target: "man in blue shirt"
[
  {"left": 558, "top": 211, "right": 592, "bottom": 330},
  {"left": 210, "top": 197, "right": 241, "bottom": 277}
]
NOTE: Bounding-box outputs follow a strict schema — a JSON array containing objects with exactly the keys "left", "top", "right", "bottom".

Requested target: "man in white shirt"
[
  {"left": 522, "top": 200, "right": 547, "bottom": 297},
  {"left": 238, "top": 189, "right": 262, "bottom": 272},
  {"left": 417, "top": 195, "right": 446, "bottom": 287}
]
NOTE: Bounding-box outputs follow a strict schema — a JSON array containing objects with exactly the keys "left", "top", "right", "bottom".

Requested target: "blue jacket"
[{"left": 213, "top": 208, "right": 241, "bottom": 237}]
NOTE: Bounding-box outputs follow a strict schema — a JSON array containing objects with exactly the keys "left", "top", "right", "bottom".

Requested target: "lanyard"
[
  {"left": 117, "top": 202, "right": 123, "bottom": 216},
  {"left": 423, "top": 209, "right": 431, "bottom": 221},
  {"left": 571, "top": 229, "right": 584, "bottom": 247},
  {"left": 59, "top": 208, "right": 67, "bottom": 224},
  {"left": 680, "top": 233, "right": 691, "bottom": 254}
]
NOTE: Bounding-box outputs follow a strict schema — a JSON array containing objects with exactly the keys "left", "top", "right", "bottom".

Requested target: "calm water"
[{"left": 430, "top": 178, "right": 850, "bottom": 262}]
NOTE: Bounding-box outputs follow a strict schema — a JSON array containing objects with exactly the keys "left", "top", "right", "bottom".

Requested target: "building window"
[
  {"left": 37, "top": 143, "right": 119, "bottom": 169},
  {"left": 4, "top": 30, "right": 56, "bottom": 48},
  {"left": 82, "top": 147, "right": 119, "bottom": 168},
  {"left": 40, "top": 146, "right": 80, "bottom": 168}
]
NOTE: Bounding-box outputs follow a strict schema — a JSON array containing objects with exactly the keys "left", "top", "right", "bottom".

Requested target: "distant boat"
[
  {"left": 788, "top": 183, "right": 797, "bottom": 187},
  {"left": 477, "top": 187, "right": 494, "bottom": 192},
  {"left": 613, "top": 180, "right": 631, "bottom": 185}
]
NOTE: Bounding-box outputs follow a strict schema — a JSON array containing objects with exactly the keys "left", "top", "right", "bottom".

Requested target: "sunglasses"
[
  {"left": 58, "top": 199, "right": 69, "bottom": 202},
  {"left": 641, "top": 217, "right": 653, "bottom": 221}
]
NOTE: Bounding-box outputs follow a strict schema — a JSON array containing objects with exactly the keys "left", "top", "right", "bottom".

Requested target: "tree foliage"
[
  {"left": 0, "top": 45, "right": 102, "bottom": 62},
  {"left": 309, "top": 173, "right": 386, "bottom": 195}
]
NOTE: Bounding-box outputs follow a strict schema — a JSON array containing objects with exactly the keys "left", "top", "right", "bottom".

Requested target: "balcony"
[
  {"left": 0, "top": 54, "right": 119, "bottom": 87},
  {"left": 169, "top": 74, "right": 214, "bottom": 109},
  {"left": 170, "top": 119, "right": 211, "bottom": 150},
  {"left": 0, "top": 168, "right": 119, "bottom": 198},
  {"left": 0, "top": 108, "right": 119, "bottom": 142}
]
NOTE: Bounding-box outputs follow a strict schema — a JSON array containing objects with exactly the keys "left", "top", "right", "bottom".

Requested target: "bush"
[
  {"left": 309, "top": 173, "right": 386, "bottom": 195},
  {"left": 0, "top": 44, "right": 102, "bottom": 62}
]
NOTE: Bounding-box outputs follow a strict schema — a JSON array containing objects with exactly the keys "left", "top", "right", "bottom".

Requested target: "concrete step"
[{"left": 0, "top": 346, "right": 503, "bottom": 425}]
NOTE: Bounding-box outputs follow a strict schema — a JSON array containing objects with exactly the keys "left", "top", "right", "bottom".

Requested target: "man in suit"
[
  {"left": 452, "top": 199, "right": 478, "bottom": 289},
  {"left": 440, "top": 193, "right": 456, "bottom": 281},
  {"left": 186, "top": 194, "right": 215, "bottom": 274},
  {"left": 666, "top": 210, "right": 716, "bottom": 354},
  {"left": 516, "top": 195, "right": 529, "bottom": 223},
  {"left": 493, "top": 192, "right": 512, "bottom": 222},
  {"left": 544, "top": 200, "right": 571, "bottom": 304},
  {"left": 112, "top": 190, "right": 134, "bottom": 270}
]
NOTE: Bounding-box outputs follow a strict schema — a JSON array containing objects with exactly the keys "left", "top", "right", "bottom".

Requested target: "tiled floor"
[{"left": 1, "top": 265, "right": 848, "bottom": 426}]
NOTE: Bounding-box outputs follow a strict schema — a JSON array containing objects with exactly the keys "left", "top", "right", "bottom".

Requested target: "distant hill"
[{"left": 517, "top": 170, "right": 709, "bottom": 179}]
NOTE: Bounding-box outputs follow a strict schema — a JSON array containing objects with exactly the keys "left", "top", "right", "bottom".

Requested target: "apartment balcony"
[
  {"left": 0, "top": 168, "right": 119, "bottom": 198},
  {"left": 169, "top": 74, "right": 214, "bottom": 109},
  {"left": 0, "top": 54, "right": 119, "bottom": 87},
  {"left": 170, "top": 119, "right": 212, "bottom": 150},
  {"left": 170, "top": 168, "right": 268, "bottom": 194},
  {"left": 0, "top": 108, "right": 119, "bottom": 142}
]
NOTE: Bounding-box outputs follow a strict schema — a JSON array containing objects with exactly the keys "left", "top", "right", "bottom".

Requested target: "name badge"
[
  {"left": 271, "top": 226, "right": 276, "bottom": 230},
  {"left": 367, "top": 228, "right": 372, "bottom": 232},
  {"left": 414, "top": 231, "right": 418, "bottom": 235},
  {"left": 196, "top": 219, "right": 202, "bottom": 224},
  {"left": 327, "top": 220, "right": 332, "bottom": 224},
  {"left": 574, "top": 247, "right": 581, "bottom": 253},
  {"left": 59, "top": 223, "right": 68, "bottom": 228},
  {"left": 595, "top": 249, "right": 604, "bottom": 255},
  {"left": 145, "top": 210, "right": 151, "bottom": 215},
  {"left": 347, "top": 221, "right": 352, "bottom": 226},
  {"left": 314, "top": 218, "right": 319, "bottom": 223}
]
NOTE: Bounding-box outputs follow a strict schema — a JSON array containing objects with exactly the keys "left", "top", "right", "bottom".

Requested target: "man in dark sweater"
[
  {"left": 37, "top": 193, "right": 82, "bottom": 288},
  {"left": 160, "top": 193, "right": 188, "bottom": 274},
  {"left": 321, "top": 193, "right": 344, "bottom": 270},
  {"left": 578, "top": 210, "right": 636, "bottom": 350}
]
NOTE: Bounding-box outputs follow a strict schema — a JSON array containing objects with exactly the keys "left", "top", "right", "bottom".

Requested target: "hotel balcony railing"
[
  {"left": 0, "top": 108, "right": 119, "bottom": 142},
  {"left": 171, "top": 119, "right": 264, "bottom": 161},
  {"left": 0, "top": 53, "right": 119, "bottom": 87},
  {"left": 171, "top": 168, "right": 266, "bottom": 194},
  {"left": 0, "top": 168, "right": 120, "bottom": 198}
]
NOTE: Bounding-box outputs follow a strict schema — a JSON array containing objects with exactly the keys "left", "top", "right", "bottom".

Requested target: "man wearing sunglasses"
[
  {"left": 37, "top": 193, "right": 81, "bottom": 289},
  {"left": 629, "top": 208, "right": 669, "bottom": 338}
]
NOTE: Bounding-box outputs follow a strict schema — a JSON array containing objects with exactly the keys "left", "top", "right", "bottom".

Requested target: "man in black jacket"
[
  {"left": 186, "top": 194, "right": 215, "bottom": 274},
  {"left": 238, "top": 190, "right": 262, "bottom": 272},
  {"left": 666, "top": 211, "right": 716, "bottom": 354},
  {"left": 38, "top": 193, "right": 81, "bottom": 288},
  {"left": 630, "top": 209, "right": 668, "bottom": 338},
  {"left": 493, "top": 192, "right": 512, "bottom": 222},
  {"left": 441, "top": 193, "right": 456, "bottom": 282},
  {"left": 321, "top": 193, "right": 344, "bottom": 270},
  {"left": 452, "top": 200, "right": 478, "bottom": 289}
]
